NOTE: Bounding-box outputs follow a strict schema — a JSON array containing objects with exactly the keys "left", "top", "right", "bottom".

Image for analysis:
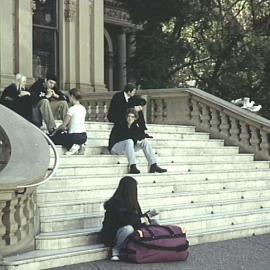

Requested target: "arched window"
[{"left": 33, "top": 0, "right": 58, "bottom": 78}]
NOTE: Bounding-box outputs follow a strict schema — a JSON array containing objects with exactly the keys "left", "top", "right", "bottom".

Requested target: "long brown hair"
[{"left": 104, "top": 176, "right": 142, "bottom": 214}]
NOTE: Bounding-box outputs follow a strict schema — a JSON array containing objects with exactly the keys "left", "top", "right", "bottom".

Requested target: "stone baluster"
[
  {"left": 87, "top": 104, "right": 92, "bottom": 121},
  {"left": 250, "top": 126, "right": 260, "bottom": 153},
  {"left": 209, "top": 107, "right": 220, "bottom": 134},
  {"left": 190, "top": 99, "right": 200, "bottom": 126},
  {"left": 154, "top": 99, "right": 163, "bottom": 123},
  {"left": 259, "top": 130, "right": 269, "bottom": 158},
  {"left": 95, "top": 102, "right": 99, "bottom": 121},
  {"left": 2, "top": 199, "right": 19, "bottom": 245},
  {"left": 220, "top": 112, "right": 230, "bottom": 138},
  {"left": 150, "top": 99, "right": 156, "bottom": 123},
  {"left": 200, "top": 103, "right": 211, "bottom": 131},
  {"left": 162, "top": 99, "right": 167, "bottom": 121},
  {"left": 239, "top": 121, "right": 250, "bottom": 147},
  {"left": 103, "top": 103, "right": 108, "bottom": 121},
  {"left": 15, "top": 197, "right": 27, "bottom": 241},
  {"left": 0, "top": 201, "right": 6, "bottom": 246},
  {"left": 229, "top": 117, "right": 240, "bottom": 143}
]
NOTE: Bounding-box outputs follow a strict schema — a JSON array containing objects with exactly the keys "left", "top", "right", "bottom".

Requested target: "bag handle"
[{"left": 143, "top": 225, "right": 182, "bottom": 238}]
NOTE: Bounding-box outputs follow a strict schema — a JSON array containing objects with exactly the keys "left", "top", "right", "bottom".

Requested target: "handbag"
[{"left": 120, "top": 224, "right": 189, "bottom": 263}]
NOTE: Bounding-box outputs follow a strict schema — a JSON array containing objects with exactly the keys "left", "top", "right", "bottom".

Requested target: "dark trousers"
[{"left": 51, "top": 132, "right": 87, "bottom": 150}]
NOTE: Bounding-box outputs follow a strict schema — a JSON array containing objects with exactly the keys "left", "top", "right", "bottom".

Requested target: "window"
[{"left": 33, "top": 0, "right": 58, "bottom": 78}]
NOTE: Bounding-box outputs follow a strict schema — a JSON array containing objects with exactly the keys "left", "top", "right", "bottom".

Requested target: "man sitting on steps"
[{"left": 108, "top": 108, "right": 167, "bottom": 174}]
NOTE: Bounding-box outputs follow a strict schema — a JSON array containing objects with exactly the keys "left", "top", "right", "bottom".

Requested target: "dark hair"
[
  {"left": 46, "top": 73, "right": 57, "bottom": 82},
  {"left": 124, "top": 83, "right": 136, "bottom": 93},
  {"left": 126, "top": 108, "right": 138, "bottom": 119},
  {"left": 104, "top": 176, "right": 142, "bottom": 213},
  {"left": 69, "top": 88, "right": 82, "bottom": 100}
]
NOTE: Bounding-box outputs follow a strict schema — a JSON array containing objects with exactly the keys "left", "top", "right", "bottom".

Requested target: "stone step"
[
  {"left": 54, "top": 153, "right": 254, "bottom": 166},
  {"left": 60, "top": 121, "right": 196, "bottom": 133},
  {"left": 53, "top": 161, "right": 269, "bottom": 177},
  {"left": 38, "top": 179, "right": 270, "bottom": 216},
  {"left": 4, "top": 220, "right": 270, "bottom": 269},
  {"left": 87, "top": 130, "right": 210, "bottom": 140},
  {"left": 36, "top": 199, "right": 270, "bottom": 250},
  {"left": 45, "top": 169, "right": 270, "bottom": 189},
  {"left": 52, "top": 145, "right": 241, "bottom": 156},
  {"left": 38, "top": 186, "right": 270, "bottom": 232},
  {"left": 71, "top": 138, "right": 225, "bottom": 148}
]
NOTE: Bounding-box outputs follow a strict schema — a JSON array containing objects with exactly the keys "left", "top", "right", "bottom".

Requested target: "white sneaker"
[
  {"left": 110, "top": 255, "right": 120, "bottom": 261},
  {"left": 65, "top": 144, "right": 80, "bottom": 155}
]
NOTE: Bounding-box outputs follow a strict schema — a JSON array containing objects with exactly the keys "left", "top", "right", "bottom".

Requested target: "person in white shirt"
[{"left": 50, "top": 88, "right": 87, "bottom": 155}]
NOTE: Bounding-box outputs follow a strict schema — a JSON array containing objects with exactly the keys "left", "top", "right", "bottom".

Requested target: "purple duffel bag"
[{"left": 120, "top": 224, "right": 189, "bottom": 263}]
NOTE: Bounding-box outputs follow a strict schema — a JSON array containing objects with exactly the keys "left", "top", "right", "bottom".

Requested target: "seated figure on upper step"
[
  {"left": 49, "top": 88, "right": 87, "bottom": 155},
  {"left": 108, "top": 108, "right": 167, "bottom": 174}
]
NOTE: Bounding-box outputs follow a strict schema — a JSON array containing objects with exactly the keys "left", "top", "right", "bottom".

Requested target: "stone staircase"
[{"left": 3, "top": 121, "right": 270, "bottom": 269}]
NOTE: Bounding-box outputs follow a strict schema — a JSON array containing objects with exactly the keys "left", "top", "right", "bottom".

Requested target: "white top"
[{"left": 67, "top": 104, "right": 86, "bottom": 134}]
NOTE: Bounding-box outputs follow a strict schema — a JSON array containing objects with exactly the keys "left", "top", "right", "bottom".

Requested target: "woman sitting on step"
[
  {"left": 100, "top": 176, "right": 147, "bottom": 261},
  {"left": 50, "top": 88, "right": 87, "bottom": 155}
]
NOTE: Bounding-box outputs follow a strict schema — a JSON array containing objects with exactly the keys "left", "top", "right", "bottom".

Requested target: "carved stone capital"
[{"left": 64, "top": 0, "right": 77, "bottom": 22}]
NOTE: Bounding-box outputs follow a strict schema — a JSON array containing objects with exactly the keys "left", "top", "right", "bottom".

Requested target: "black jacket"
[
  {"left": 107, "top": 91, "right": 146, "bottom": 124},
  {"left": 100, "top": 198, "right": 143, "bottom": 246},
  {"left": 29, "top": 78, "right": 69, "bottom": 104},
  {"left": 108, "top": 121, "right": 146, "bottom": 151}
]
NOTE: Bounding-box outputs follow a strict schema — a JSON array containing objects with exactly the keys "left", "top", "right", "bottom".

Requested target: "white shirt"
[{"left": 67, "top": 104, "right": 86, "bottom": 134}]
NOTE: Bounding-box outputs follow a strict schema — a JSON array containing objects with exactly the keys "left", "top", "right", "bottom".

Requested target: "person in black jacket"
[
  {"left": 108, "top": 108, "right": 167, "bottom": 174},
  {"left": 107, "top": 83, "right": 152, "bottom": 137},
  {"left": 29, "top": 74, "right": 69, "bottom": 133},
  {"left": 100, "top": 176, "right": 144, "bottom": 261},
  {"left": 0, "top": 73, "right": 33, "bottom": 122}
]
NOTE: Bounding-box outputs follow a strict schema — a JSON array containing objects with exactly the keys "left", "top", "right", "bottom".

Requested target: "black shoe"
[
  {"left": 130, "top": 164, "right": 140, "bottom": 174},
  {"left": 149, "top": 163, "right": 167, "bottom": 173},
  {"left": 144, "top": 133, "right": 153, "bottom": 139}
]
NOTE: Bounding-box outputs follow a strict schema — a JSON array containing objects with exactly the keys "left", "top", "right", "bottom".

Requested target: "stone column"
[
  {"left": 75, "top": 0, "right": 92, "bottom": 94},
  {"left": 0, "top": 0, "right": 16, "bottom": 88},
  {"left": 117, "top": 28, "right": 127, "bottom": 91},
  {"left": 59, "top": 0, "right": 77, "bottom": 90},
  {"left": 90, "top": 0, "right": 106, "bottom": 92},
  {"left": 127, "top": 31, "right": 136, "bottom": 84},
  {"left": 15, "top": 0, "right": 33, "bottom": 79}
]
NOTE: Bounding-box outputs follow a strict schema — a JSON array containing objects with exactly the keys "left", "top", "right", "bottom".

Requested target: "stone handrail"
[
  {"left": 81, "top": 88, "right": 270, "bottom": 160},
  {"left": 0, "top": 105, "right": 50, "bottom": 256}
]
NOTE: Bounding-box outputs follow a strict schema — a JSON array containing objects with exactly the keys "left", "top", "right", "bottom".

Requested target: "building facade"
[{"left": 0, "top": 0, "right": 138, "bottom": 94}]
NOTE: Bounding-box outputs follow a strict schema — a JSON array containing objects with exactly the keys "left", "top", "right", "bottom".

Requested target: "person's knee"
[
  {"left": 121, "top": 225, "right": 134, "bottom": 235},
  {"left": 126, "top": 139, "right": 134, "bottom": 148},
  {"left": 58, "top": 100, "right": 68, "bottom": 107},
  {"left": 39, "top": 99, "right": 50, "bottom": 107}
]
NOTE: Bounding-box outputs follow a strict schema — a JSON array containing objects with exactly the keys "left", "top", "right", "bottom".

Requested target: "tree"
[{"left": 119, "top": 0, "right": 270, "bottom": 117}]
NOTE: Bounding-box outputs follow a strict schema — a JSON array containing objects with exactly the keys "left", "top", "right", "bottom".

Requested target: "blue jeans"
[{"left": 112, "top": 225, "right": 134, "bottom": 256}]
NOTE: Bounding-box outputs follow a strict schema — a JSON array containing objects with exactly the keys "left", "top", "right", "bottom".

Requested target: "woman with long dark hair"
[{"left": 100, "top": 176, "right": 144, "bottom": 261}]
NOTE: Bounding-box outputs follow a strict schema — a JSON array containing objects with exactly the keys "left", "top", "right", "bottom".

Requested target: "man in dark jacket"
[
  {"left": 107, "top": 83, "right": 150, "bottom": 135},
  {"left": 109, "top": 108, "right": 167, "bottom": 174},
  {"left": 29, "top": 74, "right": 69, "bottom": 133}
]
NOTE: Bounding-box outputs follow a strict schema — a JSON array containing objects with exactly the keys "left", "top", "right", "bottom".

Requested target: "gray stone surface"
[{"left": 52, "top": 234, "right": 270, "bottom": 270}]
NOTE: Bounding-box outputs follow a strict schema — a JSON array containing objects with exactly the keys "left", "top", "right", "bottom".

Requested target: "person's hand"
[
  {"left": 51, "top": 90, "right": 59, "bottom": 99},
  {"left": 19, "top": 91, "right": 30, "bottom": 97},
  {"left": 46, "top": 89, "right": 54, "bottom": 98},
  {"left": 134, "top": 105, "right": 143, "bottom": 112}
]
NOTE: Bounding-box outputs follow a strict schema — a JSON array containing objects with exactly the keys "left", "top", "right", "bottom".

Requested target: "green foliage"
[{"left": 118, "top": 0, "right": 270, "bottom": 115}]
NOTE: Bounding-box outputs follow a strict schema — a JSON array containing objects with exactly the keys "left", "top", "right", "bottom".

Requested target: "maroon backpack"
[{"left": 120, "top": 224, "right": 189, "bottom": 263}]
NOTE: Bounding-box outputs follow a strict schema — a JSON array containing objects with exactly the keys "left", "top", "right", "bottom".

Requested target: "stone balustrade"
[
  {"left": 81, "top": 88, "right": 270, "bottom": 160},
  {"left": 0, "top": 105, "right": 50, "bottom": 256}
]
